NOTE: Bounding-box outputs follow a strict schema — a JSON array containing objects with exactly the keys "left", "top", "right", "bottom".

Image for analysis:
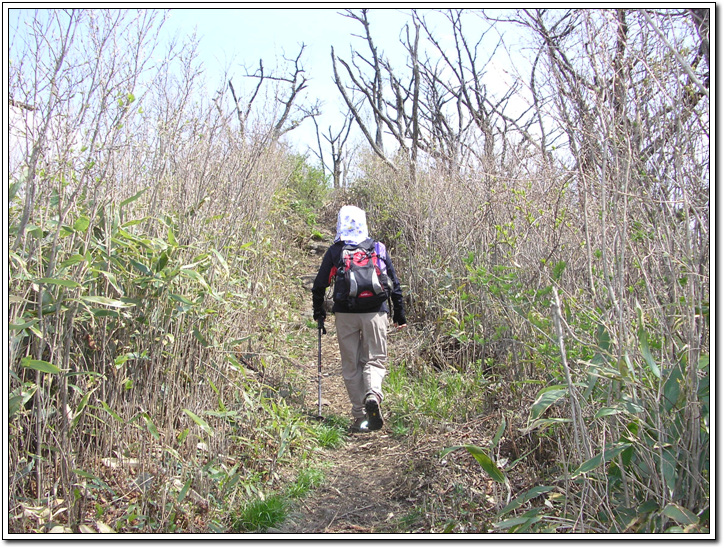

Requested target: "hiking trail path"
[
  {"left": 269, "top": 235, "right": 508, "bottom": 534},
  {"left": 275, "top": 236, "right": 421, "bottom": 533}
]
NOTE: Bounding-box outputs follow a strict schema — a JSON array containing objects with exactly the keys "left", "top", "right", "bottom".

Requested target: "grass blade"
[
  {"left": 21, "top": 357, "right": 61, "bottom": 375},
  {"left": 441, "top": 444, "right": 506, "bottom": 483},
  {"left": 183, "top": 408, "right": 214, "bottom": 436}
]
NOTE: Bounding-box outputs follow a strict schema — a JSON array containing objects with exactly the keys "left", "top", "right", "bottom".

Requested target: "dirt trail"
[
  {"left": 278, "top": 242, "right": 422, "bottom": 533},
  {"left": 277, "top": 237, "right": 507, "bottom": 534},
  {"left": 277, "top": 334, "right": 419, "bottom": 533}
]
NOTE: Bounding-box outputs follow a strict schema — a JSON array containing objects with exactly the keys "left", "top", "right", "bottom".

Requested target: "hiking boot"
[
  {"left": 349, "top": 417, "right": 369, "bottom": 433},
  {"left": 364, "top": 395, "right": 383, "bottom": 431}
]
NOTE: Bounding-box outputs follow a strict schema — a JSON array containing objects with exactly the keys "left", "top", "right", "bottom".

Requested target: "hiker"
[{"left": 312, "top": 205, "right": 407, "bottom": 433}]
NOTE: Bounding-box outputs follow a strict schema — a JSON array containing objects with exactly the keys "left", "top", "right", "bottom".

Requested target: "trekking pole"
[{"left": 317, "top": 324, "right": 325, "bottom": 420}]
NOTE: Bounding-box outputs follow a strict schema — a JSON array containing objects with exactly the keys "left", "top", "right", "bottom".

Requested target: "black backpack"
[{"left": 333, "top": 238, "right": 390, "bottom": 311}]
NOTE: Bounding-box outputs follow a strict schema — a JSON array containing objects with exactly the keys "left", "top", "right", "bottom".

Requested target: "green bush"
[
  {"left": 285, "top": 156, "right": 329, "bottom": 227},
  {"left": 287, "top": 466, "right": 325, "bottom": 498},
  {"left": 232, "top": 494, "right": 288, "bottom": 532}
]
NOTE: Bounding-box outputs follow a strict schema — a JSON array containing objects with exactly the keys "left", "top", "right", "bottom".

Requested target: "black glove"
[
  {"left": 393, "top": 313, "right": 407, "bottom": 326},
  {"left": 317, "top": 317, "right": 327, "bottom": 334}
]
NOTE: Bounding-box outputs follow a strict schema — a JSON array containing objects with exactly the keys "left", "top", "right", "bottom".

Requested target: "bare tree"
[
  {"left": 331, "top": 9, "right": 421, "bottom": 175},
  {"left": 226, "top": 44, "right": 320, "bottom": 143},
  {"left": 309, "top": 109, "right": 354, "bottom": 188},
  {"left": 8, "top": 7, "right": 168, "bottom": 523},
  {"left": 511, "top": 7, "right": 709, "bottom": 519}
]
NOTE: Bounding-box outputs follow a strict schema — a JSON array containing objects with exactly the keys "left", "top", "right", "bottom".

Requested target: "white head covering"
[{"left": 335, "top": 205, "right": 369, "bottom": 245}]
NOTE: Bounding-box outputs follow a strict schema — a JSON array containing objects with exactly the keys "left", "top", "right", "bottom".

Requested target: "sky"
[
  {"left": 163, "top": 7, "right": 419, "bottom": 158},
  {"left": 6, "top": 6, "right": 521, "bottom": 171}
]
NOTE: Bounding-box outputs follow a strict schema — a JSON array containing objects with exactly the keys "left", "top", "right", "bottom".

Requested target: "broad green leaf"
[
  {"left": 9, "top": 383, "right": 37, "bottom": 419},
  {"left": 662, "top": 447, "right": 677, "bottom": 493},
  {"left": 73, "top": 469, "right": 112, "bottom": 491},
  {"left": 9, "top": 318, "right": 39, "bottom": 331},
  {"left": 21, "top": 357, "right": 61, "bottom": 374},
  {"left": 226, "top": 354, "right": 242, "bottom": 371},
  {"left": 169, "top": 293, "right": 193, "bottom": 305},
  {"left": 99, "top": 401, "right": 124, "bottom": 423},
  {"left": 211, "top": 248, "right": 229, "bottom": 277},
  {"left": 528, "top": 385, "right": 567, "bottom": 422},
  {"left": 497, "top": 485, "right": 554, "bottom": 517},
  {"left": 167, "top": 226, "right": 178, "bottom": 246},
  {"left": 183, "top": 408, "right": 214, "bottom": 437},
  {"left": 120, "top": 187, "right": 148, "bottom": 208},
  {"left": 594, "top": 407, "right": 622, "bottom": 419},
  {"left": 572, "top": 443, "right": 631, "bottom": 478},
  {"left": 70, "top": 390, "right": 95, "bottom": 432},
  {"left": 441, "top": 444, "right": 506, "bottom": 483},
  {"left": 37, "top": 277, "right": 81, "bottom": 288},
  {"left": 619, "top": 352, "right": 636, "bottom": 379},
  {"left": 181, "top": 268, "right": 209, "bottom": 289},
  {"left": 596, "top": 323, "right": 611, "bottom": 351},
  {"left": 177, "top": 428, "right": 190, "bottom": 445},
  {"left": 227, "top": 336, "right": 253, "bottom": 347},
  {"left": 177, "top": 477, "right": 192, "bottom": 503},
  {"left": 193, "top": 328, "right": 209, "bottom": 347},
  {"left": 662, "top": 503, "right": 698, "bottom": 526},
  {"left": 9, "top": 178, "right": 22, "bottom": 201},
  {"left": 493, "top": 513, "right": 543, "bottom": 530},
  {"left": 142, "top": 413, "right": 160, "bottom": 440},
  {"left": 129, "top": 259, "right": 151, "bottom": 275},
  {"left": 621, "top": 397, "right": 645, "bottom": 414},
  {"left": 9, "top": 395, "right": 24, "bottom": 419},
  {"left": 92, "top": 309, "right": 119, "bottom": 318},
  {"left": 490, "top": 417, "right": 507, "bottom": 450},
  {"left": 638, "top": 327, "right": 661, "bottom": 379},
  {"left": 97, "top": 270, "right": 122, "bottom": 296},
  {"left": 663, "top": 366, "right": 682, "bottom": 412},
  {"left": 638, "top": 500, "right": 659, "bottom": 514},
  {"left": 59, "top": 254, "right": 88, "bottom": 269},
  {"left": 155, "top": 251, "right": 169, "bottom": 273},
  {"left": 73, "top": 216, "right": 90, "bottom": 232},
  {"left": 81, "top": 296, "right": 134, "bottom": 308},
  {"left": 27, "top": 224, "right": 44, "bottom": 238}
]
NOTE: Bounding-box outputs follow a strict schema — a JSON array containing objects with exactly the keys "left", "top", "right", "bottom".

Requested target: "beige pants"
[{"left": 335, "top": 312, "right": 388, "bottom": 419}]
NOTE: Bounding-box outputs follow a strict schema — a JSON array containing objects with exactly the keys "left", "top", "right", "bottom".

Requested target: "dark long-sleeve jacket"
[{"left": 312, "top": 240, "right": 406, "bottom": 325}]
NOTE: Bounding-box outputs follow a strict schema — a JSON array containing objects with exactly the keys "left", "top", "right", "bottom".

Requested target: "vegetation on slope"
[{"left": 8, "top": 8, "right": 709, "bottom": 535}]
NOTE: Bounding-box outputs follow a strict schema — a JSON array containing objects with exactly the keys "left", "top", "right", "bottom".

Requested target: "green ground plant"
[
  {"left": 286, "top": 466, "right": 327, "bottom": 499},
  {"left": 231, "top": 494, "right": 289, "bottom": 532}
]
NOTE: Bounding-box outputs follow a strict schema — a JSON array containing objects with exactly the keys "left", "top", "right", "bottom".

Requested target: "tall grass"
[
  {"left": 8, "top": 7, "right": 708, "bottom": 535},
  {"left": 8, "top": 9, "right": 332, "bottom": 533},
  {"left": 343, "top": 104, "right": 708, "bottom": 532}
]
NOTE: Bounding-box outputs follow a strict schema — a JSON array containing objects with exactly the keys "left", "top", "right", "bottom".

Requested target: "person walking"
[{"left": 312, "top": 205, "right": 407, "bottom": 432}]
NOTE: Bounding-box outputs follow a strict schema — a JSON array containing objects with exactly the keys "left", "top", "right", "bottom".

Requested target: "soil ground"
[{"left": 276, "top": 333, "right": 420, "bottom": 534}]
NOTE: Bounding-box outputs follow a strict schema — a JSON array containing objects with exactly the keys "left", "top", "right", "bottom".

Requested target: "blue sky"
[
  {"left": 7, "top": 7, "right": 520, "bottom": 164},
  {"left": 165, "top": 8, "right": 415, "bottom": 155}
]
